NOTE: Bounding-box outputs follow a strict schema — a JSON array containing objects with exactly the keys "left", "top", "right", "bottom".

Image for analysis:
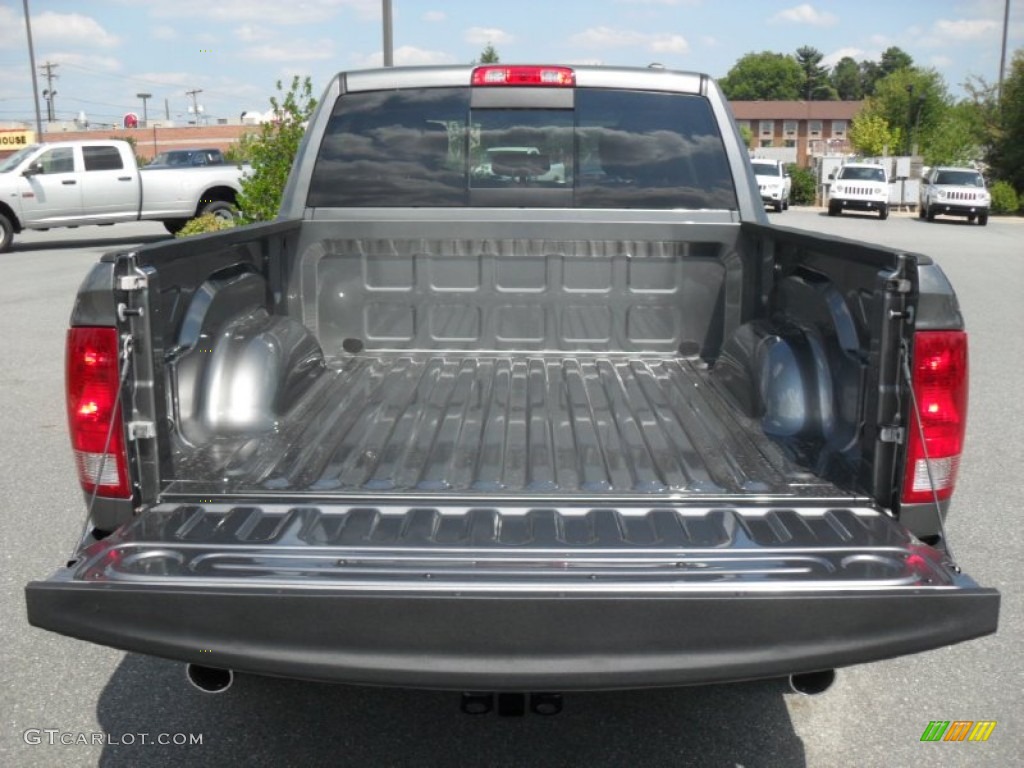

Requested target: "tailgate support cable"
[
  {"left": 75, "top": 334, "right": 135, "bottom": 549},
  {"left": 901, "top": 343, "right": 959, "bottom": 571}
]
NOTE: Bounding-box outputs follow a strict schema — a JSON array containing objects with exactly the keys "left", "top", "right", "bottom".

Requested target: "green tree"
[
  {"left": 473, "top": 44, "right": 500, "bottom": 64},
  {"left": 786, "top": 164, "right": 817, "bottom": 205},
  {"left": 224, "top": 132, "right": 256, "bottom": 164},
  {"left": 719, "top": 52, "right": 804, "bottom": 100},
  {"left": 924, "top": 101, "right": 986, "bottom": 166},
  {"left": 880, "top": 46, "right": 914, "bottom": 76},
  {"left": 859, "top": 60, "right": 883, "bottom": 96},
  {"left": 989, "top": 49, "right": 1024, "bottom": 192},
  {"left": 861, "top": 68, "right": 949, "bottom": 154},
  {"left": 831, "top": 56, "right": 863, "bottom": 100},
  {"left": 795, "top": 46, "right": 836, "bottom": 100},
  {"left": 235, "top": 76, "right": 317, "bottom": 223},
  {"left": 848, "top": 112, "right": 897, "bottom": 156},
  {"left": 859, "top": 47, "right": 915, "bottom": 96},
  {"left": 739, "top": 123, "right": 754, "bottom": 147}
]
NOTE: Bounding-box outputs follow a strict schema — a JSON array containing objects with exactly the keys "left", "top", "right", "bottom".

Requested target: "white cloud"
[
  {"left": 243, "top": 40, "right": 336, "bottom": 62},
  {"left": 464, "top": 27, "right": 514, "bottom": 46},
  {"left": 153, "top": 25, "right": 177, "bottom": 41},
  {"left": 770, "top": 4, "right": 838, "bottom": 27},
  {"left": 822, "top": 47, "right": 870, "bottom": 67},
  {"left": 351, "top": 46, "right": 457, "bottom": 68},
  {"left": 0, "top": 7, "right": 21, "bottom": 48},
  {"left": 235, "top": 25, "right": 273, "bottom": 43},
  {"left": 422, "top": 11, "right": 446, "bottom": 22},
  {"left": 569, "top": 26, "right": 690, "bottom": 54},
  {"left": 914, "top": 17, "right": 1007, "bottom": 48},
  {"left": 701, "top": 36, "right": 719, "bottom": 48},
  {"left": 132, "top": 0, "right": 379, "bottom": 25},
  {"left": 45, "top": 52, "right": 122, "bottom": 73},
  {"left": 650, "top": 35, "right": 690, "bottom": 54},
  {"left": 34, "top": 12, "right": 120, "bottom": 48},
  {"left": 933, "top": 18, "right": 1000, "bottom": 42},
  {"left": 930, "top": 55, "right": 955, "bottom": 68}
]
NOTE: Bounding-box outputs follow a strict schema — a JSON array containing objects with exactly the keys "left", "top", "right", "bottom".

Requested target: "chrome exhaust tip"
[
  {"left": 186, "top": 664, "right": 234, "bottom": 694},
  {"left": 788, "top": 669, "right": 836, "bottom": 696}
]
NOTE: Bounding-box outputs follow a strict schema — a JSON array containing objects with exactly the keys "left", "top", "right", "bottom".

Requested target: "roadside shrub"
[
  {"left": 989, "top": 180, "right": 1020, "bottom": 215},
  {"left": 174, "top": 213, "right": 236, "bottom": 238},
  {"left": 787, "top": 165, "right": 817, "bottom": 206},
  {"left": 235, "top": 77, "right": 318, "bottom": 223}
]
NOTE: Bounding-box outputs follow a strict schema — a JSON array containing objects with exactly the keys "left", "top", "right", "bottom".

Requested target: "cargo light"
[
  {"left": 471, "top": 66, "right": 575, "bottom": 87},
  {"left": 902, "top": 331, "right": 968, "bottom": 505},
  {"left": 66, "top": 327, "right": 130, "bottom": 498}
]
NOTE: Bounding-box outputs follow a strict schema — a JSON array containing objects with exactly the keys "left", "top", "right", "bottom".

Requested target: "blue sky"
[{"left": 1, "top": 1, "right": 1022, "bottom": 127}]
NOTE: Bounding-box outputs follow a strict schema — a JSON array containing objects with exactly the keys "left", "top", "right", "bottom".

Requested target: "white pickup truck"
[{"left": 0, "top": 139, "right": 245, "bottom": 252}]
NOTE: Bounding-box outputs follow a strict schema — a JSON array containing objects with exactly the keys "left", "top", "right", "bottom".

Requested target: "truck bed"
[{"left": 167, "top": 352, "right": 847, "bottom": 500}]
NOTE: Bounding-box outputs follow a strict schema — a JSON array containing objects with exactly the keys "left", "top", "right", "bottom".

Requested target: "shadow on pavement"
[
  {"left": 10, "top": 233, "right": 171, "bottom": 253},
  {"left": 97, "top": 654, "right": 806, "bottom": 768}
]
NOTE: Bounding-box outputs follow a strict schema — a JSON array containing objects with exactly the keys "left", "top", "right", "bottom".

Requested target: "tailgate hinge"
[
  {"left": 885, "top": 277, "right": 912, "bottom": 294},
  {"left": 127, "top": 421, "right": 156, "bottom": 440},
  {"left": 118, "top": 274, "right": 148, "bottom": 292},
  {"left": 879, "top": 426, "right": 905, "bottom": 444}
]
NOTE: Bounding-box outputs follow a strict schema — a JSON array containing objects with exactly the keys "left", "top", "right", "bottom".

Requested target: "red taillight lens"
[
  {"left": 902, "top": 330, "right": 968, "bottom": 504},
  {"left": 471, "top": 66, "right": 575, "bottom": 87},
  {"left": 66, "top": 327, "right": 130, "bottom": 498}
]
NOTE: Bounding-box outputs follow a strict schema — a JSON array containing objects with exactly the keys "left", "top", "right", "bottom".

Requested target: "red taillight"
[
  {"left": 471, "top": 66, "right": 575, "bottom": 87},
  {"left": 902, "top": 330, "right": 968, "bottom": 504},
  {"left": 66, "top": 327, "right": 130, "bottom": 498}
]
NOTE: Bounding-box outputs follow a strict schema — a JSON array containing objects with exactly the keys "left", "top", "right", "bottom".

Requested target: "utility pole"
[
  {"left": 22, "top": 0, "right": 43, "bottom": 138},
  {"left": 186, "top": 88, "right": 202, "bottom": 126},
  {"left": 382, "top": 0, "right": 393, "bottom": 66},
  {"left": 39, "top": 61, "right": 58, "bottom": 122},
  {"left": 136, "top": 93, "right": 151, "bottom": 127},
  {"left": 997, "top": 0, "right": 1011, "bottom": 100}
]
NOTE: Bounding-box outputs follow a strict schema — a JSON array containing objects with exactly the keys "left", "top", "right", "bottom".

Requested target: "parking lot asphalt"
[{"left": 1, "top": 215, "right": 1021, "bottom": 767}]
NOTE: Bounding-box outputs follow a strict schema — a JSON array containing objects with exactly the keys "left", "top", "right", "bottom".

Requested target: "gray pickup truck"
[{"left": 26, "top": 65, "right": 998, "bottom": 695}]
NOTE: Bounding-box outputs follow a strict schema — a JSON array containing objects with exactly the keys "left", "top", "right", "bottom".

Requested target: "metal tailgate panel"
[
  {"left": 25, "top": 502, "right": 998, "bottom": 690},
  {"left": 54, "top": 503, "right": 964, "bottom": 590}
]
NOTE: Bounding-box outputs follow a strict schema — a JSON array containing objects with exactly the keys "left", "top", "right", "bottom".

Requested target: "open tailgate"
[{"left": 26, "top": 502, "right": 999, "bottom": 690}]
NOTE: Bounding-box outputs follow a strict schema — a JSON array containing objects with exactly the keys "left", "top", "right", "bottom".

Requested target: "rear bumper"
[
  {"left": 25, "top": 502, "right": 1000, "bottom": 690},
  {"left": 27, "top": 579, "right": 998, "bottom": 690}
]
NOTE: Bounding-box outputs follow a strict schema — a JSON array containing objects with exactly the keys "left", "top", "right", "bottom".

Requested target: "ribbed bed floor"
[{"left": 169, "top": 354, "right": 846, "bottom": 498}]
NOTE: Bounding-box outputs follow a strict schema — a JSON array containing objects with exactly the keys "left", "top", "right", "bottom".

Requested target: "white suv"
[
  {"left": 919, "top": 167, "right": 990, "bottom": 226},
  {"left": 828, "top": 163, "right": 890, "bottom": 220},
  {"left": 750, "top": 158, "right": 791, "bottom": 213}
]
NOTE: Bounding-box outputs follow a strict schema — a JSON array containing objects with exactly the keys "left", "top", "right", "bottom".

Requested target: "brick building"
[
  {"left": 36, "top": 124, "right": 253, "bottom": 161},
  {"left": 729, "top": 101, "right": 864, "bottom": 166}
]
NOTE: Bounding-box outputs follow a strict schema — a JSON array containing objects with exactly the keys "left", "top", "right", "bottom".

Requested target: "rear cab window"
[
  {"left": 83, "top": 146, "right": 124, "bottom": 172},
  {"left": 308, "top": 85, "right": 737, "bottom": 210}
]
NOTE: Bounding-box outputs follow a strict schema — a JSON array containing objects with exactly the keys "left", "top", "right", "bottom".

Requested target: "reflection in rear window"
[{"left": 307, "top": 87, "right": 737, "bottom": 210}]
